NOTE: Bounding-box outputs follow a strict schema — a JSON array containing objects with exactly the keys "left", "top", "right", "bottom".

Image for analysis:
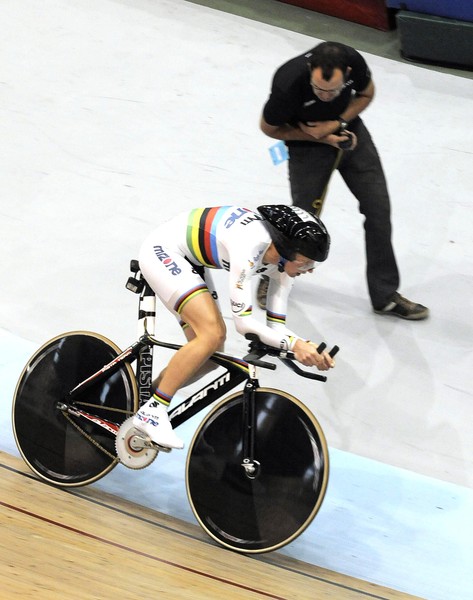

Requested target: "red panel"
[{"left": 277, "top": 0, "right": 392, "bottom": 31}]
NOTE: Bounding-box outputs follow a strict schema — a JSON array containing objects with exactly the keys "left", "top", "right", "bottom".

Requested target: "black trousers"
[{"left": 287, "top": 117, "right": 399, "bottom": 309}]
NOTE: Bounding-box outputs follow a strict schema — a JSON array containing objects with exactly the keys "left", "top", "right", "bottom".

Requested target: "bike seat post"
[
  {"left": 136, "top": 277, "right": 156, "bottom": 407},
  {"left": 138, "top": 280, "right": 156, "bottom": 337}
]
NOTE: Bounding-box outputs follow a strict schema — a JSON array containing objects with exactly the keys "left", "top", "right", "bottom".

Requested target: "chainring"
[{"left": 115, "top": 417, "right": 159, "bottom": 469}]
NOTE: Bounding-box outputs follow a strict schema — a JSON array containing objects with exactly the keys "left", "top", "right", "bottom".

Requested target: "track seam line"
[
  {"left": 0, "top": 499, "right": 286, "bottom": 600},
  {"left": 1, "top": 460, "right": 394, "bottom": 600}
]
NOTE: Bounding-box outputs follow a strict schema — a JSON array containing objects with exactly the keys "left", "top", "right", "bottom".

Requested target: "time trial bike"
[{"left": 12, "top": 260, "right": 338, "bottom": 553}]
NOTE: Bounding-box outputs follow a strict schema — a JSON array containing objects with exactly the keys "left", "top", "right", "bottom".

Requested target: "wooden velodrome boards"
[{"left": 1, "top": 451, "right": 422, "bottom": 600}]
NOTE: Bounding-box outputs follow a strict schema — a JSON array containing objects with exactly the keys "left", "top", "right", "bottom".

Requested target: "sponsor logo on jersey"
[
  {"left": 153, "top": 245, "right": 182, "bottom": 275},
  {"left": 252, "top": 249, "right": 264, "bottom": 263},
  {"left": 231, "top": 300, "right": 245, "bottom": 313},
  {"left": 224, "top": 208, "right": 250, "bottom": 228},
  {"left": 235, "top": 269, "right": 246, "bottom": 290},
  {"left": 240, "top": 214, "right": 263, "bottom": 226},
  {"left": 224, "top": 208, "right": 263, "bottom": 229}
]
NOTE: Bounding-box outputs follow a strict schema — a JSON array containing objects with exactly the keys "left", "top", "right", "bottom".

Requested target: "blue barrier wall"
[{"left": 386, "top": 1, "right": 473, "bottom": 22}]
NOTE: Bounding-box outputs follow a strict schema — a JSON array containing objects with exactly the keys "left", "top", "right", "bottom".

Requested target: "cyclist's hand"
[{"left": 293, "top": 340, "right": 335, "bottom": 371}]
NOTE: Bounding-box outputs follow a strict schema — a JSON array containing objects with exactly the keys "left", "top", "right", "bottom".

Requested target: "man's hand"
[
  {"left": 336, "top": 131, "right": 357, "bottom": 150},
  {"left": 299, "top": 120, "right": 339, "bottom": 139},
  {"left": 299, "top": 121, "right": 357, "bottom": 151},
  {"left": 293, "top": 339, "right": 335, "bottom": 371},
  {"left": 323, "top": 131, "right": 357, "bottom": 150}
]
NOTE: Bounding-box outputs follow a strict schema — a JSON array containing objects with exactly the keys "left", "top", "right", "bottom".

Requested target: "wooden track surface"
[{"left": 0, "top": 451, "right": 423, "bottom": 600}]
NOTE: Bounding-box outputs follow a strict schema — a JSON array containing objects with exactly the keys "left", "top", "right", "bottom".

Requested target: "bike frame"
[
  {"left": 60, "top": 261, "right": 333, "bottom": 441},
  {"left": 59, "top": 272, "right": 254, "bottom": 437},
  {"left": 59, "top": 334, "right": 251, "bottom": 433}
]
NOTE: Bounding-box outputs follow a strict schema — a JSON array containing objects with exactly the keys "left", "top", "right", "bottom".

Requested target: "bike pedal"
[
  {"left": 150, "top": 441, "right": 172, "bottom": 454},
  {"left": 130, "top": 431, "right": 172, "bottom": 453}
]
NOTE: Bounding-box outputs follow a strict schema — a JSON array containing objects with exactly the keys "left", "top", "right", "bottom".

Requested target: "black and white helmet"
[{"left": 258, "top": 204, "right": 330, "bottom": 262}]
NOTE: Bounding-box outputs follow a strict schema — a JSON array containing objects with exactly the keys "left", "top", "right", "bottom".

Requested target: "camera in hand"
[{"left": 337, "top": 131, "right": 355, "bottom": 150}]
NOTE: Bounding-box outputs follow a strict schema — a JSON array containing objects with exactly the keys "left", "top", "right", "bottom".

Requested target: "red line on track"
[{"left": 0, "top": 500, "right": 287, "bottom": 600}]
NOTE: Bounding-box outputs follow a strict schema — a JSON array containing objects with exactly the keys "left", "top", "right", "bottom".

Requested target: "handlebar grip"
[{"left": 329, "top": 345, "right": 340, "bottom": 358}]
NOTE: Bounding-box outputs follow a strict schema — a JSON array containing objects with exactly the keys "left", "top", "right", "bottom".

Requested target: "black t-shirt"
[{"left": 263, "top": 43, "right": 371, "bottom": 130}]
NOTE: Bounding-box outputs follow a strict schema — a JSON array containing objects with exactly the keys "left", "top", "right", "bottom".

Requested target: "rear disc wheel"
[{"left": 12, "top": 331, "right": 138, "bottom": 486}]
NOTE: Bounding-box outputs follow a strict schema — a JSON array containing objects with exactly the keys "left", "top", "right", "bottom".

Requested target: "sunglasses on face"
[{"left": 307, "top": 63, "right": 347, "bottom": 96}]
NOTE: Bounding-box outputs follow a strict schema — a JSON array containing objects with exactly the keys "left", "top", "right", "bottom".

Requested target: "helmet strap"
[{"left": 277, "top": 256, "right": 288, "bottom": 272}]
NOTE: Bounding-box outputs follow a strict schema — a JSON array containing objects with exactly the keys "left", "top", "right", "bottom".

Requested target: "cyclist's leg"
[
  {"left": 151, "top": 266, "right": 224, "bottom": 389},
  {"left": 174, "top": 269, "right": 224, "bottom": 385},
  {"left": 159, "top": 292, "right": 226, "bottom": 397},
  {"left": 136, "top": 293, "right": 225, "bottom": 448},
  {"left": 136, "top": 242, "right": 226, "bottom": 448}
]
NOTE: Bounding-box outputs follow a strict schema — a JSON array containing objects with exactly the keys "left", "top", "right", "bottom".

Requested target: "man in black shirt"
[{"left": 259, "top": 41, "right": 428, "bottom": 320}]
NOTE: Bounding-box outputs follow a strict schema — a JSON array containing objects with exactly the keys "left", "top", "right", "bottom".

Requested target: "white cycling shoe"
[{"left": 133, "top": 400, "right": 184, "bottom": 450}]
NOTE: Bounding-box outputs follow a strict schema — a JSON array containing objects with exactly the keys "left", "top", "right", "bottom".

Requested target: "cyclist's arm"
[
  {"left": 229, "top": 270, "right": 334, "bottom": 369},
  {"left": 229, "top": 265, "right": 301, "bottom": 351},
  {"left": 265, "top": 272, "right": 300, "bottom": 338},
  {"left": 265, "top": 273, "right": 335, "bottom": 369}
]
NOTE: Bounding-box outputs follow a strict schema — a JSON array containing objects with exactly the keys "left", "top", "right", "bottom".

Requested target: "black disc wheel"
[
  {"left": 186, "top": 388, "right": 329, "bottom": 553},
  {"left": 12, "top": 331, "right": 138, "bottom": 486}
]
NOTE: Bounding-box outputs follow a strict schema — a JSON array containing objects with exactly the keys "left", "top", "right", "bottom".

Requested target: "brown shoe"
[
  {"left": 374, "top": 293, "right": 429, "bottom": 320},
  {"left": 257, "top": 275, "right": 269, "bottom": 310}
]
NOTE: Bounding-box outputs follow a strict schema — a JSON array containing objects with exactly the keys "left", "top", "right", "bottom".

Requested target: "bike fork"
[{"left": 241, "top": 365, "right": 260, "bottom": 480}]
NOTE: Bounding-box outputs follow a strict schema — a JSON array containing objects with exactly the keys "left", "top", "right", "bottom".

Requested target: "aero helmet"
[{"left": 258, "top": 204, "right": 330, "bottom": 262}]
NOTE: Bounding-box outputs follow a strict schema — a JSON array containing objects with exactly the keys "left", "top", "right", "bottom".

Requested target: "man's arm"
[
  {"left": 342, "top": 79, "right": 375, "bottom": 122},
  {"left": 260, "top": 112, "right": 357, "bottom": 149},
  {"left": 260, "top": 79, "right": 374, "bottom": 149},
  {"left": 260, "top": 114, "right": 316, "bottom": 142},
  {"left": 260, "top": 113, "right": 351, "bottom": 148},
  {"left": 300, "top": 80, "right": 375, "bottom": 140}
]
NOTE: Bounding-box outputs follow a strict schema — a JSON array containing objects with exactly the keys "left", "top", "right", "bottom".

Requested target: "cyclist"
[{"left": 134, "top": 204, "right": 335, "bottom": 449}]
